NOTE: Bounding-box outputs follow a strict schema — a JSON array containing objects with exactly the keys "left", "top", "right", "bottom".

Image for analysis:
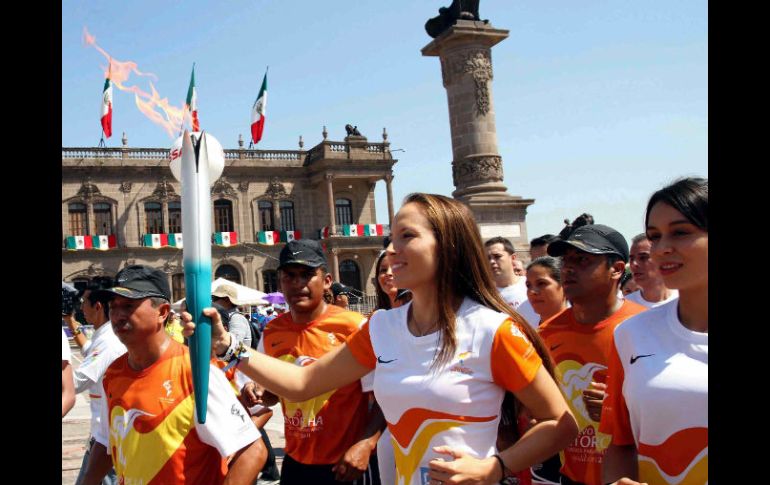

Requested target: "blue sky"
[{"left": 62, "top": 1, "right": 707, "bottom": 243}]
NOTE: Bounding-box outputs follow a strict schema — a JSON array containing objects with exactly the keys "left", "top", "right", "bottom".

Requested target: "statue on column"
[{"left": 425, "top": 0, "right": 487, "bottom": 38}]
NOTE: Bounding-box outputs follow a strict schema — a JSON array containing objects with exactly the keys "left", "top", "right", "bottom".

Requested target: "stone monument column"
[{"left": 422, "top": 17, "right": 535, "bottom": 255}]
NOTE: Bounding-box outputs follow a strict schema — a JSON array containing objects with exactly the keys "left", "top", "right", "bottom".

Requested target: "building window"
[
  {"left": 145, "top": 202, "right": 163, "bottom": 234},
  {"left": 69, "top": 203, "right": 89, "bottom": 235},
  {"left": 93, "top": 202, "right": 113, "bottom": 235},
  {"left": 214, "top": 199, "right": 234, "bottom": 233},
  {"left": 172, "top": 273, "right": 185, "bottom": 303},
  {"left": 258, "top": 201, "right": 274, "bottom": 231},
  {"left": 263, "top": 270, "right": 278, "bottom": 293},
  {"left": 215, "top": 264, "right": 241, "bottom": 285},
  {"left": 279, "top": 201, "right": 295, "bottom": 231},
  {"left": 339, "top": 259, "right": 361, "bottom": 295},
  {"left": 335, "top": 198, "right": 353, "bottom": 226},
  {"left": 168, "top": 201, "right": 182, "bottom": 233}
]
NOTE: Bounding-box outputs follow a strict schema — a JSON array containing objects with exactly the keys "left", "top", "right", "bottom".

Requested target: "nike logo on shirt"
[
  {"left": 630, "top": 354, "right": 655, "bottom": 364},
  {"left": 377, "top": 356, "right": 397, "bottom": 364},
  {"left": 550, "top": 343, "right": 563, "bottom": 351}
]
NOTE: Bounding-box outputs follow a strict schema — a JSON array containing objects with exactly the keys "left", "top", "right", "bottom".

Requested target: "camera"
[{"left": 61, "top": 283, "right": 79, "bottom": 316}]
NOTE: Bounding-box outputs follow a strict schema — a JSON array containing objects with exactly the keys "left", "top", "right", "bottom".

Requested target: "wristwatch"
[{"left": 72, "top": 326, "right": 84, "bottom": 336}]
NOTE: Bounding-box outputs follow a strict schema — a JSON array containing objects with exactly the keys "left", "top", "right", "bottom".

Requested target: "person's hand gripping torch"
[{"left": 170, "top": 130, "right": 225, "bottom": 423}]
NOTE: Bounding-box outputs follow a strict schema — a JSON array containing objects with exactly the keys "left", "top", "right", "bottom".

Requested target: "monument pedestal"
[{"left": 423, "top": 20, "right": 534, "bottom": 255}]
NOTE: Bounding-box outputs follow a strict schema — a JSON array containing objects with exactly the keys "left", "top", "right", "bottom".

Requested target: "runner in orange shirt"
[{"left": 539, "top": 224, "right": 646, "bottom": 485}]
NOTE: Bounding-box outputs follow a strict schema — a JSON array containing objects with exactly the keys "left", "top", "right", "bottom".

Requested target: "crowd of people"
[{"left": 62, "top": 176, "right": 708, "bottom": 485}]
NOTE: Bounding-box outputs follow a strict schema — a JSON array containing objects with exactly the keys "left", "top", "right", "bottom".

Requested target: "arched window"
[
  {"left": 172, "top": 273, "right": 186, "bottom": 302},
  {"left": 145, "top": 202, "right": 163, "bottom": 234},
  {"left": 168, "top": 201, "right": 182, "bottom": 233},
  {"left": 279, "top": 201, "right": 295, "bottom": 231},
  {"left": 258, "top": 201, "right": 274, "bottom": 232},
  {"left": 93, "top": 202, "right": 113, "bottom": 235},
  {"left": 335, "top": 198, "right": 353, "bottom": 226},
  {"left": 214, "top": 199, "right": 234, "bottom": 233},
  {"left": 263, "top": 270, "right": 278, "bottom": 293},
  {"left": 69, "top": 203, "right": 89, "bottom": 235},
  {"left": 339, "top": 259, "right": 361, "bottom": 293},
  {"left": 215, "top": 264, "right": 241, "bottom": 285}
]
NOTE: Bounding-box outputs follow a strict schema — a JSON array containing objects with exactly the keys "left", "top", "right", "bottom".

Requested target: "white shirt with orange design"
[{"left": 347, "top": 298, "right": 541, "bottom": 485}]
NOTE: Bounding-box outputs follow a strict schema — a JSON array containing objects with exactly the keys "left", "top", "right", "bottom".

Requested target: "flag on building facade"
[
  {"left": 186, "top": 64, "right": 200, "bottom": 132},
  {"left": 343, "top": 224, "right": 365, "bottom": 237},
  {"left": 250, "top": 71, "right": 268, "bottom": 144},
  {"left": 257, "top": 231, "right": 279, "bottom": 245},
  {"left": 93, "top": 235, "right": 117, "bottom": 250},
  {"left": 364, "top": 224, "right": 383, "bottom": 236},
  {"left": 214, "top": 232, "right": 238, "bottom": 247},
  {"left": 143, "top": 234, "right": 169, "bottom": 248},
  {"left": 168, "top": 233, "right": 183, "bottom": 248},
  {"left": 279, "top": 230, "right": 301, "bottom": 242},
  {"left": 66, "top": 236, "right": 93, "bottom": 250},
  {"left": 318, "top": 227, "right": 330, "bottom": 239},
  {"left": 100, "top": 64, "right": 113, "bottom": 138}
]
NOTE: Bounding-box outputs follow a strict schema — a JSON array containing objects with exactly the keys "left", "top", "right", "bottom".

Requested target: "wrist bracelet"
[
  {"left": 222, "top": 340, "right": 251, "bottom": 372},
  {"left": 493, "top": 453, "right": 509, "bottom": 479},
  {"left": 216, "top": 333, "right": 239, "bottom": 360},
  {"left": 72, "top": 326, "right": 83, "bottom": 336}
]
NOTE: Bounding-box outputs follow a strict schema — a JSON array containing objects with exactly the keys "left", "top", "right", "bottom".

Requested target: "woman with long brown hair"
[{"left": 183, "top": 193, "right": 578, "bottom": 485}]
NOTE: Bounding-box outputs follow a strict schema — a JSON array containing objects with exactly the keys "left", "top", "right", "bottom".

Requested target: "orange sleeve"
[
  {"left": 345, "top": 319, "right": 377, "bottom": 370},
  {"left": 599, "top": 338, "right": 634, "bottom": 445},
  {"left": 491, "top": 318, "right": 542, "bottom": 392}
]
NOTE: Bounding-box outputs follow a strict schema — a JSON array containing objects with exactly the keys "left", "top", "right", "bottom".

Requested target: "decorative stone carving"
[
  {"left": 211, "top": 178, "right": 237, "bottom": 197},
  {"left": 119, "top": 182, "right": 132, "bottom": 193},
  {"left": 244, "top": 255, "right": 254, "bottom": 264},
  {"left": 440, "top": 49, "right": 492, "bottom": 116},
  {"left": 77, "top": 179, "right": 102, "bottom": 200},
  {"left": 264, "top": 177, "right": 288, "bottom": 199},
  {"left": 151, "top": 177, "right": 177, "bottom": 200},
  {"left": 238, "top": 181, "right": 250, "bottom": 192},
  {"left": 452, "top": 155, "right": 503, "bottom": 186}
]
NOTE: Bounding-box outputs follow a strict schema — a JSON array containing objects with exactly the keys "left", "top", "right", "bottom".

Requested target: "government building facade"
[{"left": 62, "top": 130, "right": 398, "bottom": 306}]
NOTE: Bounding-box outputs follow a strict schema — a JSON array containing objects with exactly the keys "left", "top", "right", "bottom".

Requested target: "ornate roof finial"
[
  {"left": 121, "top": 132, "right": 128, "bottom": 147},
  {"left": 299, "top": 135, "right": 304, "bottom": 149},
  {"left": 382, "top": 127, "right": 388, "bottom": 142},
  {"left": 238, "top": 133, "right": 244, "bottom": 148},
  {"left": 322, "top": 125, "right": 328, "bottom": 140}
]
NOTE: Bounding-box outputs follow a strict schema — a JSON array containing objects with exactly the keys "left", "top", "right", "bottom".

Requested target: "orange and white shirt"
[
  {"left": 347, "top": 297, "right": 541, "bottom": 485},
  {"left": 257, "top": 304, "right": 369, "bottom": 465},
  {"left": 93, "top": 340, "right": 260, "bottom": 485},
  {"left": 538, "top": 300, "right": 646, "bottom": 485},
  {"left": 600, "top": 300, "right": 707, "bottom": 485}
]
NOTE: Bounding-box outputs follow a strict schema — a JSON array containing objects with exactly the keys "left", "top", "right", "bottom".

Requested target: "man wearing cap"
[
  {"left": 68, "top": 277, "right": 126, "bottom": 485},
  {"left": 538, "top": 225, "right": 646, "bottom": 485},
  {"left": 249, "top": 239, "right": 381, "bottom": 484},
  {"left": 80, "top": 265, "right": 265, "bottom": 485},
  {"left": 213, "top": 283, "right": 253, "bottom": 348},
  {"left": 330, "top": 282, "right": 353, "bottom": 310}
]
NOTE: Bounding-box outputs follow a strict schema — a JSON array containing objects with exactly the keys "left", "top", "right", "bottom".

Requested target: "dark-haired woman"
[
  {"left": 183, "top": 193, "right": 578, "bottom": 485},
  {"left": 600, "top": 178, "right": 708, "bottom": 485}
]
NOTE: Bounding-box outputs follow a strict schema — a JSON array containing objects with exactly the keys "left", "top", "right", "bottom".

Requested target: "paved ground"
[{"left": 62, "top": 342, "right": 286, "bottom": 484}]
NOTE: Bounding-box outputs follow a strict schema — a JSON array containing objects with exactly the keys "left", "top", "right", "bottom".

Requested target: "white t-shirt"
[
  {"left": 73, "top": 322, "right": 127, "bottom": 435},
  {"left": 624, "top": 289, "right": 679, "bottom": 309},
  {"left": 62, "top": 328, "right": 71, "bottom": 362},
  {"left": 497, "top": 277, "right": 528, "bottom": 310},
  {"left": 601, "top": 300, "right": 707, "bottom": 485},
  {"left": 347, "top": 298, "right": 542, "bottom": 485},
  {"left": 514, "top": 299, "right": 540, "bottom": 328}
]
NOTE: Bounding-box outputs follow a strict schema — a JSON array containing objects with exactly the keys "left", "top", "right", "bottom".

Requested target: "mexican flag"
[
  {"left": 214, "top": 232, "right": 238, "bottom": 247},
  {"left": 279, "top": 230, "right": 301, "bottom": 242},
  {"left": 93, "top": 235, "right": 117, "bottom": 250},
  {"left": 168, "top": 233, "right": 183, "bottom": 248},
  {"left": 250, "top": 71, "right": 268, "bottom": 144},
  {"left": 65, "top": 236, "right": 93, "bottom": 250},
  {"left": 343, "top": 224, "right": 364, "bottom": 237},
  {"left": 100, "top": 65, "right": 113, "bottom": 138},
  {"left": 319, "top": 227, "right": 330, "bottom": 239},
  {"left": 144, "top": 234, "right": 169, "bottom": 248},
  {"left": 258, "top": 231, "right": 280, "bottom": 245},
  {"left": 364, "top": 224, "right": 383, "bottom": 236},
  {"left": 186, "top": 64, "right": 200, "bottom": 132}
]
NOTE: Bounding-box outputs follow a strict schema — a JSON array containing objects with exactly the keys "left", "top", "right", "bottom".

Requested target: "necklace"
[{"left": 408, "top": 308, "right": 439, "bottom": 337}]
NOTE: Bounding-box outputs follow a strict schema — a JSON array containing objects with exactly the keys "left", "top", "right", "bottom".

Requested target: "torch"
[{"left": 169, "top": 129, "right": 224, "bottom": 423}]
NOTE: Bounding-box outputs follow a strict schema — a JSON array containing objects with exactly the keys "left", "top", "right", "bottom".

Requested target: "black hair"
[
  {"left": 484, "top": 236, "right": 515, "bottom": 255},
  {"left": 620, "top": 267, "right": 634, "bottom": 288},
  {"left": 645, "top": 177, "right": 708, "bottom": 232},
  {"left": 526, "top": 256, "right": 562, "bottom": 284},
  {"left": 85, "top": 276, "right": 115, "bottom": 320},
  {"left": 530, "top": 234, "right": 559, "bottom": 248}
]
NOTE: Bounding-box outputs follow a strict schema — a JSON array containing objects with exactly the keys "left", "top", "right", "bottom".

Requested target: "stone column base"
[{"left": 458, "top": 194, "right": 535, "bottom": 261}]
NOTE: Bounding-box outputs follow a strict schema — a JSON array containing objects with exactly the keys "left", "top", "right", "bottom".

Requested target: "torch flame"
[{"left": 83, "top": 26, "right": 192, "bottom": 139}]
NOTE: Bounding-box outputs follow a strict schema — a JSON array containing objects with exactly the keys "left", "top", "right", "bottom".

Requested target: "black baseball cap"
[
  {"left": 278, "top": 239, "right": 327, "bottom": 270},
  {"left": 97, "top": 265, "right": 172, "bottom": 301},
  {"left": 331, "top": 282, "right": 353, "bottom": 297},
  {"left": 547, "top": 224, "right": 629, "bottom": 262}
]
